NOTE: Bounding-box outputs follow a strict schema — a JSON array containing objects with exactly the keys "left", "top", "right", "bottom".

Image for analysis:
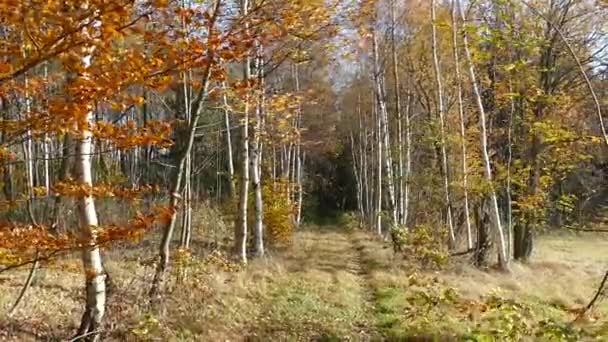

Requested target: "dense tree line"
[{"left": 339, "top": 0, "right": 608, "bottom": 269}]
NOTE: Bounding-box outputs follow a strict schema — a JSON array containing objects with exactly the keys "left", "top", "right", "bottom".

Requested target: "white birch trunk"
[
  {"left": 372, "top": 30, "right": 398, "bottom": 228},
  {"left": 451, "top": 0, "right": 473, "bottom": 250},
  {"left": 43, "top": 134, "right": 50, "bottom": 195},
  {"left": 222, "top": 81, "right": 236, "bottom": 197},
  {"left": 296, "top": 152, "right": 304, "bottom": 226},
  {"left": 390, "top": 0, "right": 405, "bottom": 227},
  {"left": 293, "top": 64, "right": 304, "bottom": 227},
  {"left": 289, "top": 142, "right": 297, "bottom": 204},
  {"left": 362, "top": 103, "right": 371, "bottom": 223},
  {"left": 21, "top": 71, "right": 36, "bottom": 225},
  {"left": 403, "top": 90, "right": 412, "bottom": 226},
  {"left": 350, "top": 131, "right": 363, "bottom": 219},
  {"left": 234, "top": 0, "right": 250, "bottom": 264},
  {"left": 374, "top": 89, "right": 382, "bottom": 236},
  {"left": 43, "top": 62, "right": 50, "bottom": 195},
  {"left": 506, "top": 79, "right": 515, "bottom": 258},
  {"left": 285, "top": 143, "right": 292, "bottom": 201},
  {"left": 251, "top": 45, "right": 264, "bottom": 257},
  {"left": 457, "top": 0, "right": 509, "bottom": 269},
  {"left": 272, "top": 145, "right": 277, "bottom": 190},
  {"left": 75, "top": 46, "right": 105, "bottom": 340},
  {"left": 431, "top": 0, "right": 456, "bottom": 246},
  {"left": 180, "top": 64, "right": 192, "bottom": 249}
]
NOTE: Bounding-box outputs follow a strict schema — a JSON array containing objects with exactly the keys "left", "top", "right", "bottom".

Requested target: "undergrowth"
[
  {"left": 1, "top": 225, "right": 606, "bottom": 341},
  {"left": 353, "top": 230, "right": 607, "bottom": 341}
]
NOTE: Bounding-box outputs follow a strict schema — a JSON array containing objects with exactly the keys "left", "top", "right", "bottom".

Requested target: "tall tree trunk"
[
  {"left": 21, "top": 72, "right": 37, "bottom": 225},
  {"left": 180, "top": 65, "right": 193, "bottom": 249},
  {"left": 431, "top": 0, "right": 456, "bottom": 247},
  {"left": 284, "top": 144, "right": 292, "bottom": 201},
  {"left": 50, "top": 134, "right": 71, "bottom": 233},
  {"left": 271, "top": 145, "right": 277, "bottom": 189},
  {"left": 450, "top": 0, "right": 472, "bottom": 250},
  {"left": 390, "top": 0, "right": 405, "bottom": 227},
  {"left": 179, "top": 153, "right": 192, "bottom": 249},
  {"left": 149, "top": 0, "right": 220, "bottom": 296},
  {"left": 289, "top": 142, "right": 297, "bottom": 205},
  {"left": 474, "top": 199, "right": 491, "bottom": 267},
  {"left": 222, "top": 81, "right": 236, "bottom": 197},
  {"left": 403, "top": 89, "right": 412, "bottom": 226},
  {"left": 74, "top": 109, "right": 106, "bottom": 341},
  {"left": 372, "top": 30, "right": 397, "bottom": 230},
  {"left": 296, "top": 151, "right": 304, "bottom": 226},
  {"left": 457, "top": 0, "right": 509, "bottom": 270},
  {"left": 374, "top": 89, "right": 382, "bottom": 235},
  {"left": 234, "top": 0, "right": 251, "bottom": 264},
  {"left": 42, "top": 62, "right": 50, "bottom": 196},
  {"left": 350, "top": 130, "right": 363, "bottom": 220},
  {"left": 361, "top": 100, "right": 371, "bottom": 223},
  {"left": 506, "top": 79, "right": 515, "bottom": 258},
  {"left": 150, "top": 64, "right": 213, "bottom": 298},
  {"left": 354, "top": 94, "right": 365, "bottom": 223},
  {"left": 74, "top": 33, "right": 105, "bottom": 339},
  {"left": 251, "top": 46, "right": 264, "bottom": 257},
  {"left": 43, "top": 134, "right": 50, "bottom": 195}
]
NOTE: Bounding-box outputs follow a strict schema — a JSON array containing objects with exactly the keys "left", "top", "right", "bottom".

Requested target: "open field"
[{"left": 1, "top": 227, "right": 607, "bottom": 341}]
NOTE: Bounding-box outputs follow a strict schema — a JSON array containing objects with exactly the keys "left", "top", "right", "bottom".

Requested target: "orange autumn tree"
[{"left": 0, "top": 0, "right": 233, "bottom": 339}]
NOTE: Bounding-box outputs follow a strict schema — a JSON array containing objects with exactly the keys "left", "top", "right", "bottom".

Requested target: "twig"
[
  {"left": 449, "top": 248, "right": 476, "bottom": 257},
  {"left": 8, "top": 250, "right": 40, "bottom": 315},
  {"left": 68, "top": 330, "right": 104, "bottom": 342},
  {"left": 567, "top": 227, "right": 608, "bottom": 233},
  {"left": 0, "top": 249, "right": 61, "bottom": 274},
  {"left": 578, "top": 270, "right": 608, "bottom": 320}
]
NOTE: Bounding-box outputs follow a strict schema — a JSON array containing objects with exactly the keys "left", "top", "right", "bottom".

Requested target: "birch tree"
[
  {"left": 457, "top": 0, "right": 509, "bottom": 269},
  {"left": 390, "top": 0, "right": 406, "bottom": 227},
  {"left": 431, "top": 0, "right": 456, "bottom": 247},
  {"left": 74, "top": 4, "right": 105, "bottom": 338},
  {"left": 234, "top": 0, "right": 251, "bottom": 264},
  {"left": 450, "top": 0, "right": 473, "bottom": 250},
  {"left": 251, "top": 42, "right": 264, "bottom": 257},
  {"left": 150, "top": 0, "right": 221, "bottom": 298},
  {"left": 372, "top": 29, "right": 397, "bottom": 231}
]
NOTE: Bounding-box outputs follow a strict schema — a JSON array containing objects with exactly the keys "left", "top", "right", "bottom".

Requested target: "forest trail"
[
  {"left": 275, "top": 227, "right": 383, "bottom": 339},
  {"left": 284, "top": 227, "right": 372, "bottom": 280}
]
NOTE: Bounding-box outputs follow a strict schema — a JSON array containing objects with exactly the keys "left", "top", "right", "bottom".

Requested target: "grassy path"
[{"left": 255, "top": 227, "right": 382, "bottom": 340}]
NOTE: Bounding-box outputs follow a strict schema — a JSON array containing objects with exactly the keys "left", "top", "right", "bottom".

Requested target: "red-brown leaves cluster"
[
  {"left": 52, "top": 180, "right": 160, "bottom": 200},
  {"left": 0, "top": 204, "right": 174, "bottom": 267},
  {"left": 93, "top": 120, "right": 173, "bottom": 149}
]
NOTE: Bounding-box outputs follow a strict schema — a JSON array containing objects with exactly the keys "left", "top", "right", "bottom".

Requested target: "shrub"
[
  {"left": 394, "top": 224, "right": 448, "bottom": 269},
  {"left": 263, "top": 180, "right": 295, "bottom": 245},
  {"left": 337, "top": 211, "right": 361, "bottom": 231}
]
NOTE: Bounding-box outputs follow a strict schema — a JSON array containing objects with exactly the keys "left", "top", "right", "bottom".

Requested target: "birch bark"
[
  {"left": 457, "top": 0, "right": 509, "bottom": 269},
  {"left": 431, "top": 0, "right": 456, "bottom": 246}
]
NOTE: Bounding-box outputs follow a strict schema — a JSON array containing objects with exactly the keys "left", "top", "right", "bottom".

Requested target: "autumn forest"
[{"left": 1, "top": 0, "right": 608, "bottom": 340}]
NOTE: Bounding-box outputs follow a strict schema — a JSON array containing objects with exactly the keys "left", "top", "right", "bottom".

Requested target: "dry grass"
[
  {"left": 1, "top": 227, "right": 607, "bottom": 340},
  {"left": 439, "top": 234, "right": 608, "bottom": 310},
  {"left": 351, "top": 230, "right": 608, "bottom": 340}
]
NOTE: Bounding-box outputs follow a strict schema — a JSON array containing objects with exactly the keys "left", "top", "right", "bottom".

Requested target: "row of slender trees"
[
  {"left": 344, "top": 0, "right": 608, "bottom": 269},
  {"left": 0, "top": 0, "right": 332, "bottom": 340}
]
